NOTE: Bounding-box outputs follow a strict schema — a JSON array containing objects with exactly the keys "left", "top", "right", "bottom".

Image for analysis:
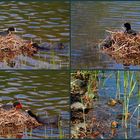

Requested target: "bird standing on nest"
[{"left": 124, "top": 22, "right": 137, "bottom": 36}]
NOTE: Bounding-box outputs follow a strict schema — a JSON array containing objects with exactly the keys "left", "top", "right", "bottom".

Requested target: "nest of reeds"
[
  {"left": 0, "top": 34, "right": 38, "bottom": 65},
  {"left": 100, "top": 31, "right": 140, "bottom": 66},
  {"left": 0, "top": 108, "right": 41, "bottom": 135}
]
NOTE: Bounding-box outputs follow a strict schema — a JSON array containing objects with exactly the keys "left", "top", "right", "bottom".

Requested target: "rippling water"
[
  {"left": 0, "top": 1, "right": 69, "bottom": 69},
  {"left": 0, "top": 71, "right": 69, "bottom": 138},
  {"left": 71, "top": 1, "right": 140, "bottom": 69}
]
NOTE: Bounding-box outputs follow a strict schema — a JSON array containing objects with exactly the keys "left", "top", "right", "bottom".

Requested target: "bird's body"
[
  {"left": 125, "top": 29, "right": 137, "bottom": 36},
  {"left": 0, "top": 31, "right": 9, "bottom": 36},
  {"left": 33, "top": 42, "right": 65, "bottom": 51},
  {"left": 124, "top": 23, "right": 137, "bottom": 36},
  {"left": 26, "top": 110, "right": 59, "bottom": 126},
  {"left": 0, "top": 27, "right": 15, "bottom": 36}
]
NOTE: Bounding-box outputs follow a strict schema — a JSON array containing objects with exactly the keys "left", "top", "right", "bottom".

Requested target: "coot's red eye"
[{"left": 16, "top": 103, "right": 22, "bottom": 109}]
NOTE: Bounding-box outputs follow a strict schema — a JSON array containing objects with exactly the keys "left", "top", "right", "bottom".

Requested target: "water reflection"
[{"left": 71, "top": 1, "right": 140, "bottom": 69}]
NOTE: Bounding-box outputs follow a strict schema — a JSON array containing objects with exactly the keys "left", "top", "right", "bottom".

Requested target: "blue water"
[{"left": 98, "top": 71, "right": 140, "bottom": 139}]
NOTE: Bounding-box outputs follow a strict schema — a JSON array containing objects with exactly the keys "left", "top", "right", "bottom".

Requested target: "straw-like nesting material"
[
  {"left": 100, "top": 31, "right": 140, "bottom": 66},
  {"left": 0, "top": 108, "right": 41, "bottom": 135},
  {"left": 0, "top": 34, "right": 38, "bottom": 63}
]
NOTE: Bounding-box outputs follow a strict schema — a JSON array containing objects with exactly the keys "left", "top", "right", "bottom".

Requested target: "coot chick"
[
  {"left": 0, "top": 27, "right": 15, "bottom": 36},
  {"left": 100, "top": 36, "right": 114, "bottom": 48},
  {"left": 124, "top": 22, "right": 137, "bottom": 36},
  {"left": 26, "top": 110, "right": 59, "bottom": 126}
]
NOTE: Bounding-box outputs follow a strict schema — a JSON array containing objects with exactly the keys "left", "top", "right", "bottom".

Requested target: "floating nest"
[
  {"left": 100, "top": 31, "right": 140, "bottom": 66},
  {"left": 0, "top": 34, "right": 38, "bottom": 66},
  {"left": 0, "top": 108, "right": 41, "bottom": 136}
]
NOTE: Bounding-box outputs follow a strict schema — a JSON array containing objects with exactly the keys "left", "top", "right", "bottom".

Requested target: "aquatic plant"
[
  {"left": 50, "top": 50, "right": 56, "bottom": 69},
  {"left": 116, "top": 71, "right": 121, "bottom": 99},
  {"left": 58, "top": 117, "right": 64, "bottom": 139},
  {"left": 123, "top": 71, "right": 137, "bottom": 131}
]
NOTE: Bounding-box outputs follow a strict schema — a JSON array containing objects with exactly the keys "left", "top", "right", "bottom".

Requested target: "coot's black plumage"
[
  {"left": 26, "top": 110, "right": 59, "bottom": 125},
  {"left": 101, "top": 23, "right": 137, "bottom": 48},
  {"left": 124, "top": 22, "right": 137, "bottom": 36},
  {"left": 32, "top": 42, "right": 65, "bottom": 51}
]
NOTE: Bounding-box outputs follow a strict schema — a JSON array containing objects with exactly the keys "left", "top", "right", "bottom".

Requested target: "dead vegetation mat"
[{"left": 100, "top": 31, "right": 140, "bottom": 66}]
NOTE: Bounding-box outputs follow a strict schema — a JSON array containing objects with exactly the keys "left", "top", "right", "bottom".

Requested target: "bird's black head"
[
  {"left": 26, "top": 110, "right": 38, "bottom": 119},
  {"left": 124, "top": 23, "right": 131, "bottom": 31},
  {"left": 7, "top": 27, "right": 15, "bottom": 32},
  {"left": 32, "top": 43, "right": 39, "bottom": 48}
]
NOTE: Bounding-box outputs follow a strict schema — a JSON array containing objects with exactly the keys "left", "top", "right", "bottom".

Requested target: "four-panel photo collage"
[{"left": 0, "top": 0, "right": 139, "bottom": 139}]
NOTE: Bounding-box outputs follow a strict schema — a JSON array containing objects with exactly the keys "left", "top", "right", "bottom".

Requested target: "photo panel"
[
  {"left": 0, "top": 1, "right": 69, "bottom": 69},
  {"left": 2, "top": 1, "right": 140, "bottom": 140},
  {"left": 71, "top": 1, "right": 140, "bottom": 69},
  {"left": 0, "top": 70, "right": 69, "bottom": 139},
  {"left": 71, "top": 70, "right": 140, "bottom": 139}
]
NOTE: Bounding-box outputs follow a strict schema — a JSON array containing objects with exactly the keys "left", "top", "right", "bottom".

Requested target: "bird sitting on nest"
[
  {"left": 100, "top": 23, "right": 138, "bottom": 49},
  {"left": 0, "top": 27, "right": 16, "bottom": 36},
  {"left": 0, "top": 101, "right": 40, "bottom": 131},
  {"left": 0, "top": 31, "right": 38, "bottom": 55},
  {"left": 0, "top": 101, "right": 22, "bottom": 110},
  {"left": 0, "top": 101, "right": 60, "bottom": 132}
]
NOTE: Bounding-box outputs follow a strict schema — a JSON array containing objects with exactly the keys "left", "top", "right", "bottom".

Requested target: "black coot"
[
  {"left": 0, "top": 27, "right": 15, "bottom": 36},
  {"left": 124, "top": 22, "right": 137, "bottom": 36},
  {"left": 26, "top": 110, "right": 60, "bottom": 126}
]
